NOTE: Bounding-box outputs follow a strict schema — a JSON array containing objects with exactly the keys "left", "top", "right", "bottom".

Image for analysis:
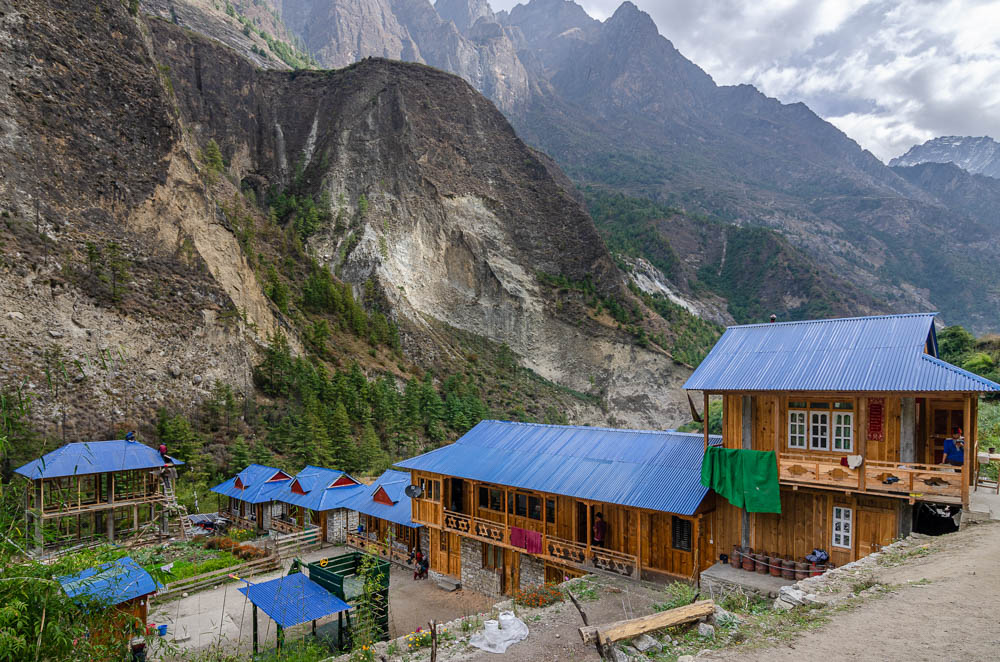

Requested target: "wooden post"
[
  {"left": 858, "top": 397, "right": 868, "bottom": 492},
  {"left": 586, "top": 503, "right": 592, "bottom": 563},
  {"left": 692, "top": 515, "right": 701, "bottom": 584},
  {"left": 253, "top": 604, "right": 259, "bottom": 655},
  {"left": 963, "top": 394, "right": 972, "bottom": 509},
  {"left": 429, "top": 620, "right": 438, "bottom": 662},
  {"left": 636, "top": 511, "right": 643, "bottom": 581},
  {"left": 503, "top": 488, "right": 509, "bottom": 545},
  {"left": 703, "top": 392, "right": 710, "bottom": 451},
  {"left": 106, "top": 473, "right": 115, "bottom": 543}
]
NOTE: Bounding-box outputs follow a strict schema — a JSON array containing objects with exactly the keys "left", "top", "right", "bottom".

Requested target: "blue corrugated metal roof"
[
  {"left": 210, "top": 464, "right": 292, "bottom": 504},
  {"left": 685, "top": 313, "right": 1000, "bottom": 393},
  {"left": 396, "top": 421, "right": 722, "bottom": 516},
  {"left": 239, "top": 572, "right": 351, "bottom": 629},
  {"left": 342, "top": 469, "right": 420, "bottom": 528},
  {"left": 15, "top": 440, "right": 184, "bottom": 480},
  {"left": 58, "top": 557, "right": 161, "bottom": 606},
  {"left": 276, "top": 466, "right": 366, "bottom": 512}
]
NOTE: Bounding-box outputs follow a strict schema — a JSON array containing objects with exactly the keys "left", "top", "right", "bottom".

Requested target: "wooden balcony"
[
  {"left": 778, "top": 453, "right": 962, "bottom": 504},
  {"left": 269, "top": 518, "right": 303, "bottom": 534},
  {"left": 346, "top": 532, "right": 416, "bottom": 568},
  {"left": 778, "top": 453, "right": 861, "bottom": 490},
  {"left": 864, "top": 461, "right": 962, "bottom": 503},
  {"left": 442, "top": 509, "right": 637, "bottom": 579}
]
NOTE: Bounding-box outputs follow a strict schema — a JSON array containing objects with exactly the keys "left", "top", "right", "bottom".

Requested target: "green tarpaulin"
[{"left": 700, "top": 446, "right": 781, "bottom": 514}]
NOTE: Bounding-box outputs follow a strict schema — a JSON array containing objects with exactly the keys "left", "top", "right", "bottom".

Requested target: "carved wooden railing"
[
  {"left": 227, "top": 515, "right": 259, "bottom": 531},
  {"left": 347, "top": 532, "right": 415, "bottom": 568},
  {"left": 865, "top": 461, "right": 962, "bottom": 502},
  {"left": 443, "top": 510, "right": 506, "bottom": 545},
  {"left": 778, "top": 452, "right": 861, "bottom": 490},
  {"left": 592, "top": 546, "right": 637, "bottom": 578},
  {"left": 545, "top": 536, "right": 587, "bottom": 565},
  {"left": 269, "top": 518, "right": 302, "bottom": 534}
]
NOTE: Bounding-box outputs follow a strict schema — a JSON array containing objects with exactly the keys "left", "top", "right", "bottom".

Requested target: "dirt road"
[{"left": 706, "top": 521, "right": 1000, "bottom": 662}]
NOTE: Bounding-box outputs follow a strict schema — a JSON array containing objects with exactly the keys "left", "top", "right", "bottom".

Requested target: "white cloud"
[{"left": 490, "top": 0, "right": 1000, "bottom": 160}]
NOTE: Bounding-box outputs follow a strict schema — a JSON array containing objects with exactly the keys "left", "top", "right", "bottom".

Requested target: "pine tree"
[
  {"left": 327, "top": 401, "right": 358, "bottom": 471},
  {"left": 358, "top": 422, "right": 389, "bottom": 475},
  {"left": 229, "top": 435, "right": 252, "bottom": 472}
]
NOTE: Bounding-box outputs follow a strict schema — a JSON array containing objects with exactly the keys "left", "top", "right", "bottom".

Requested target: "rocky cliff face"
[
  {"left": 891, "top": 136, "right": 1000, "bottom": 179},
  {"left": 149, "top": 19, "right": 692, "bottom": 427},
  {"left": 0, "top": 0, "right": 282, "bottom": 440}
]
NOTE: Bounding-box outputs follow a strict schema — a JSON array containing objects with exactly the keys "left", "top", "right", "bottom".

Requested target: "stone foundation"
[
  {"left": 460, "top": 536, "right": 502, "bottom": 596},
  {"left": 325, "top": 508, "right": 358, "bottom": 544},
  {"left": 519, "top": 552, "right": 545, "bottom": 587}
]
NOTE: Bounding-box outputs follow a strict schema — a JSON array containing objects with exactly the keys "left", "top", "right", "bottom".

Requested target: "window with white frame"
[
  {"left": 810, "top": 411, "right": 830, "bottom": 450},
  {"left": 832, "top": 506, "right": 852, "bottom": 549},
  {"left": 833, "top": 412, "right": 854, "bottom": 451},
  {"left": 788, "top": 410, "right": 807, "bottom": 449}
]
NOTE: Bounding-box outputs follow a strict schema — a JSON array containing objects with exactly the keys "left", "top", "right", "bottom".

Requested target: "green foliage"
[
  {"left": 350, "top": 546, "right": 388, "bottom": 660},
  {"left": 265, "top": 264, "right": 291, "bottom": 313},
  {"left": 157, "top": 409, "right": 211, "bottom": 485},
  {"left": 200, "top": 139, "right": 224, "bottom": 174},
  {"left": 939, "top": 325, "right": 977, "bottom": 364},
  {"left": 938, "top": 326, "right": 1000, "bottom": 388},
  {"left": 653, "top": 581, "right": 698, "bottom": 611},
  {"left": 678, "top": 399, "right": 722, "bottom": 435},
  {"left": 585, "top": 188, "right": 681, "bottom": 279},
  {"left": 77, "top": 240, "right": 131, "bottom": 303}
]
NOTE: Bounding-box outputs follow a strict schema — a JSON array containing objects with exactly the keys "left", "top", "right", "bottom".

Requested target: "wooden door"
[
  {"left": 856, "top": 507, "right": 895, "bottom": 559},
  {"left": 575, "top": 502, "right": 588, "bottom": 544},
  {"left": 929, "top": 404, "right": 963, "bottom": 463},
  {"left": 448, "top": 533, "right": 462, "bottom": 577},
  {"left": 430, "top": 529, "right": 461, "bottom": 578},
  {"left": 503, "top": 548, "right": 520, "bottom": 594}
]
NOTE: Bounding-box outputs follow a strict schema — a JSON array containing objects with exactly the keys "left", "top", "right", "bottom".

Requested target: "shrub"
[
  {"left": 513, "top": 583, "right": 564, "bottom": 608},
  {"left": 653, "top": 581, "right": 698, "bottom": 612},
  {"left": 405, "top": 627, "right": 432, "bottom": 651}
]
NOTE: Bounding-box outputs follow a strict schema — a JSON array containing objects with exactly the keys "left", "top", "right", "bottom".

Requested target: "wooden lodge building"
[
  {"left": 397, "top": 421, "right": 724, "bottom": 595},
  {"left": 686, "top": 313, "right": 1000, "bottom": 569},
  {"left": 342, "top": 469, "right": 423, "bottom": 566},
  {"left": 212, "top": 464, "right": 364, "bottom": 543},
  {"left": 15, "top": 440, "right": 184, "bottom": 550}
]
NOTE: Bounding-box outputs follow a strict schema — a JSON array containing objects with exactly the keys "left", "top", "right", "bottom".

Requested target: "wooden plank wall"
[
  {"left": 723, "top": 395, "right": 742, "bottom": 449},
  {"left": 866, "top": 396, "right": 901, "bottom": 462},
  {"left": 753, "top": 396, "right": 779, "bottom": 451},
  {"left": 641, "top": 512, "right": 696, "bottom": 578}
]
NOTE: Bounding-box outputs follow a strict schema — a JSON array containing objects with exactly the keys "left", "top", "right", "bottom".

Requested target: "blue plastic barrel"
[{"left": 157, "top": 624, "right": 168, "bottom": 637}]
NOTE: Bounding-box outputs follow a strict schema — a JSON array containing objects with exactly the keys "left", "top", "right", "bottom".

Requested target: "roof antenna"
[{"left": 769, "top": 314, "right": 777, "bottom": 323}]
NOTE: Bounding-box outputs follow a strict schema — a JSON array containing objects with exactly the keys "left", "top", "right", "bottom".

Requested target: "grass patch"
[
  {"left": 878, "top": 544, "right": 932, "bottom": 567},
  {"left": 566, "top": 577, "right": 601, "bottom": 602},
  {"left": 652, "top": 582, "right": 698, "bottom": 612},
  {"left": 851, "top": 572, "right": 879, "bottom": 595}
]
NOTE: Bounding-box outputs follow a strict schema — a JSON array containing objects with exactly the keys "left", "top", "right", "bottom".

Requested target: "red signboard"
[{"left": 868, "top": 398, "right": 884, "bottom": 441}]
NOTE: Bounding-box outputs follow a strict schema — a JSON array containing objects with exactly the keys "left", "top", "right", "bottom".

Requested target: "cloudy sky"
[{"left": 491, "top": 0, "right": 1000, "bottom": 161}]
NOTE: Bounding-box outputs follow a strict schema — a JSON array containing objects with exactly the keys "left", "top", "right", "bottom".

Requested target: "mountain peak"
[
  {"left": 435, "top": 0, "right": 494, "bottom": 34},
  {"left": 890, "top": 135, "right": 1000, "bottom": 179},
  {"left": 607, "top": 1, "right": 656, "bottom": 31}
]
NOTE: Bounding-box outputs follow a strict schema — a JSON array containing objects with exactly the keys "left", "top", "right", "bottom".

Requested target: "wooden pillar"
[
  {"left": 858, "top": 396, "right": 868, "bottom": 492},
  {"left": 741, "top": 396, "right": 753, "bottom": 550},
  {"left": 703, "top": 392, "right": 710, "bottom": 451},
  {"left": 962, "top": 394, "right": 972, "bottom": 509},
  {"left": 33, "top": 480, "right": 43, "bottom": 550},
  {"left": 586, "top": 502, "right": 592, "bottom": 560},
  {"left": 106, "top": 473, "right": 115, "bottom": 543},
  {"left": 133, "top": 504, "right": 139, "bottom": 533},
  {"left": 636, "top": 511, "right": 643, "bottom": 580},
  {"left": 692, "top": 515, "right": 701, "bottom": 584},
  {"left": 503, "top": 487, "right": 509, "bottom": 545}
]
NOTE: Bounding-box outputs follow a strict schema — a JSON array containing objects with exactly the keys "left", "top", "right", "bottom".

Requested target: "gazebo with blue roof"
[{"left": 15, "top": 439, "right": 184, "bottom": 551}]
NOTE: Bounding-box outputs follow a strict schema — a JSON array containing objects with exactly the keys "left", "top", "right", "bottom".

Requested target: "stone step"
[{"left": 435, "top": 576, "right": 461, "bottom": 592}]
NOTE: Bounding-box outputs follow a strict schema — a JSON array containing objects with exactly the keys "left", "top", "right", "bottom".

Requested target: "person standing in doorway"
[
  {"left": 593, "top": 512, "right": 606, "bottom": 548},
  {"left": 943, "top": 427, "right": 965, "bottom": 467}
]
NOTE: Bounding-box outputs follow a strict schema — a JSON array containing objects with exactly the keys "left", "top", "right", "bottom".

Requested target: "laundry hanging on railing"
[{"left": 700, "top": 446, "right": 781, "bottom": 513}]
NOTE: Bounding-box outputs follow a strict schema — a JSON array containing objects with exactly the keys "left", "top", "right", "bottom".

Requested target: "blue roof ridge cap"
[
  {"left": 725, "top": 312, "right": 938, "bottom": 330},
  {"left": 920, "top": 354, "right": 1000, "bottom": 391},
  {"left": 473, "top": 419, "right": 720, "bottom": 438}
]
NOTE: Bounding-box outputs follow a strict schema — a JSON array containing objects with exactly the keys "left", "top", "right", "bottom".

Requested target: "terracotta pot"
[
  {"left": 741, "top": 547, "right": 756, "bottom": 572},
  {"left": 770, "top": 556, "right": 783, "bottom": 577},
  {"left": 781, "top": 558, "right": 796, "bottom": 580}
]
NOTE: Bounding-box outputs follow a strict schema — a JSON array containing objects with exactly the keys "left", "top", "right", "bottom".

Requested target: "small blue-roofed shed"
[
  {"left": 684, "top": 313, "right": 1000, "bottom": 571},
  {"left": 238, "top": 572, "right": 352, "bottom": 654},
  {"left": 397, "top": 420, "right": 722, "bottom": 587},
  {"left": 341, "top": 469, "right": 423, "bottom": 564},
  {"left": 14, "top": 440, "right": 184, "bottom": 551},
  {"left": 58, "top": 556, "right": 161, "bottom": 627}
]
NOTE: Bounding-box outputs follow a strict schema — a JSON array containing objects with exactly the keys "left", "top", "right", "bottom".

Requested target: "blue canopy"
[
  {"left": 15, "top": 440, "right": 183, "bottom": 480},
  {"left": 58, "top": 557, "right": 161, "bottom": 606},
  {"left": 239, "top": 572, "right": 351, "bottom": 629}
]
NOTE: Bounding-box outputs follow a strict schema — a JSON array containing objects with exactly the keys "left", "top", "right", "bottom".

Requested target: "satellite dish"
[{"left": 404, "top": 484, "right": 424, "bottom": 499}]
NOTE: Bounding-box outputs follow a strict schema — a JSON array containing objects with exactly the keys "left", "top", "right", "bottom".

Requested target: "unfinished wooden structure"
[
  {"left": 686, "top": 313, "right": 1000, "bottom": 568},
  {"left": 398, "top": 422, "right": 722, "bottom": 594},
  {"left": 342, "top": 469, "right": 422, "bottom": 567},
  {"left": 15, "top": 440, "right": 184, "bottom": 550}
]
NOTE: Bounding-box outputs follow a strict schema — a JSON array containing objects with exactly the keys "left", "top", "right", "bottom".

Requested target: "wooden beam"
[
  {"left": 962, "top": 394, "right": 972, "bottom": 509},
  {"left": 703, "top": 392, "right": 710, "bottom": 451},
  {"left": 579, "top": 600, "right": 715, "bottom": 645}
]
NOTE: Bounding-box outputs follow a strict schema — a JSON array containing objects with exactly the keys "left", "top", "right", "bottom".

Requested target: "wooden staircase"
[{"left": 162, "top": 478, "right": 195, "bottom": 540}]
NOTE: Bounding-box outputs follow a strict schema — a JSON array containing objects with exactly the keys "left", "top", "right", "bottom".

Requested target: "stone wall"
[
  {"left": 326, "top": 508, "right": 358, "bottom": 544},
  {"left": 519, "top": 552, "right": 545, "bottom": 587},
  {"left": 460, "top": 536, "right": 503, "bottom": 596}
]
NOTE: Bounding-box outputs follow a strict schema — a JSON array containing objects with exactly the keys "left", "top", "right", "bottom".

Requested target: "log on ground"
[{"left": 579, "top": 599, "right": 714, "bottom": 645}]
